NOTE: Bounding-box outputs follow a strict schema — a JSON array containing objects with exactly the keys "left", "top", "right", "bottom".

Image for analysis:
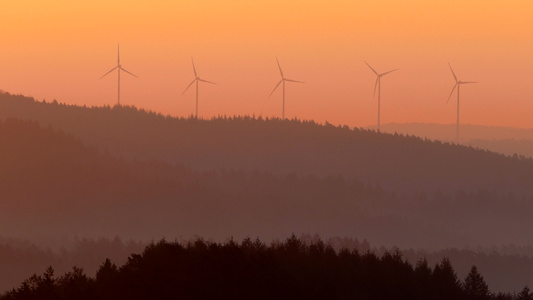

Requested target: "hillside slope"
[{"left": 2, "top": 118, "right": 533, "bottom": 249}]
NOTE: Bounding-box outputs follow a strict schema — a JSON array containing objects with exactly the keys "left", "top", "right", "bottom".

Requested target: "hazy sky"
[{"left": 0, "top": 0, "right": 532, "bottom": 128}]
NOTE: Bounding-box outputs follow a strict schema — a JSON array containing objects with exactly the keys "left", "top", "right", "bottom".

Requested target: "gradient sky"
[{"left": 0, "top": 0, "right": 532, "bottom": 128}]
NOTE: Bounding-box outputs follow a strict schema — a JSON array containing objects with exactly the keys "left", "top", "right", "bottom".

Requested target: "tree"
[
  {"left": 518, "top": 286, "right": 532, "bottom": 300},
  {"left": 57, "top": 267, "right": 92, "bottom": 300},
  {"left": 432, "top": 257, "right": 463, "bottom": 300},
  {"left": 464, "top": 265, "right": 490, "bottom": 300},
  {"left": 13, "top": 266, "right": 57, "bottom": 300},
  {"left": 95, "top": 258, "right": 118, "bottom": 283},
  {"left": 414, "top": 258, "right": 432, "bottom": 298}
]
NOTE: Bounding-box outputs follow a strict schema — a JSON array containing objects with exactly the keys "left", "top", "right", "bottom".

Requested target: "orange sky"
[{"left": 1, "top": 0, "right": 532, "bottom": 128}]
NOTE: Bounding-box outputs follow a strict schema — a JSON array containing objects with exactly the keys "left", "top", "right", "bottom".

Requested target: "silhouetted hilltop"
[{"left": 1, "top": 92, "right": 533, "bottom": 198}]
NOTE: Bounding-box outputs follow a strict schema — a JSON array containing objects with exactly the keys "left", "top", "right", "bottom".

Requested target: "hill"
[
  {"left": 2, "top": 117, "right": 533, "bottom": 249},
  {"left": 1, "top": 92, "right": 533, "bottom": 198}
]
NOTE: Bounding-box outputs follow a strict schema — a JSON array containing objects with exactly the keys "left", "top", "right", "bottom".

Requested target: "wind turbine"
[
  {"left": 447, "top": 63, "right": 477, "bottom": 141},
  {"left": 100, "top": 44, "right": 138, "bottom": 106},
  {"left": 269, "top": 58, "right": 304, "bottom": 120},
  {"left": 182, "top": 57, "right": 216, "bottom": 119},
  {"left": 365, "top": 61, "right": 398, "bottom": 132}
]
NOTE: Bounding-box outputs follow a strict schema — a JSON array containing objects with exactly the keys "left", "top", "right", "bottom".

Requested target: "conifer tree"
[
  {"left": 464, "top": 265, "right": 490, "bottom": 300},
  {"left": 518, "top": 286, "right": 532, "bottom": 300},
  {"left": 432, "top": 257, "right": 463, "bottom": 300}
]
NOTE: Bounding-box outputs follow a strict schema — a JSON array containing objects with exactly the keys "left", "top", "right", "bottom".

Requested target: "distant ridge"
[
  {"left": 375, "top": 122, "right": 533, "bottom": 158},
  {"left": 376, "top": 122, "right": 533, "bottom": 141}
]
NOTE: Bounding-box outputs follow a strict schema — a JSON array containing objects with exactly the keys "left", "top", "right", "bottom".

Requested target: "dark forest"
[{"left": 2, "top": 237, "right": 529, "bottom": 300}]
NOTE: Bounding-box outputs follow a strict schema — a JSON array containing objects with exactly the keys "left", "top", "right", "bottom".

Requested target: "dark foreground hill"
[
  {"left": 2, "top": 92, "right": 533, "bottom": 197},
  {"left": 2, "top": 238, "right": 518, "bottom": 300},
  {"left": 3, "top": 235, "right": 533, "bottom": 294}
]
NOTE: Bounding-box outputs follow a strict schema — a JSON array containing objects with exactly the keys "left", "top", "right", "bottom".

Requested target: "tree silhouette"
[
  {"left": 414, "top": 258, "right": 432, "bottom": 298},
  {"left": 464, "top": 265, "right": 490, "bottom": 300},
  {"left": 432, "top": 257, "right": 463, "bottom": 300},
  {"left": 518, "top": 286, "right": 532, "bottom": 300}
]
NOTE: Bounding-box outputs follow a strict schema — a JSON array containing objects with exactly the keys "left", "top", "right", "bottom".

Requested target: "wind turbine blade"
[
  {"left": 199, "top": 79, "right": 216, "bottom": 84},
  {"left": 276, "top": 57, "right": 284, "bottom": 78},
  {"left": 182, "top": 79, "right": 196, "bottom": 95},
  {"left": 285, "top": 79, "right": 304, "bottom": 83},
  {"left": 269, "top": 80, "right": 283, "bottom": 97},
  {"left": 447, "top": 83, "right": 458, "bottom": 103},
  {"left": 191, "top": 57, "right": 197, "bottom": 77},
  {"left": 448, "top": 63, "right": 458, "bottom": 82},
  {"left": 120, "top": 67, "right": 138, "bottom": 78},
  {"left": 461, "top": 81, "right": 478, "bottom": 84},
  {"left": 117, "top": 43, "right": 120, "bottom": 65},
  {"left": 380, "top": 68, "right": 399, "bottom": 76},
  {"left": 365, "top": 61, "right": 378, "bottom": 75},
  {"left": 99, "top": 66, "right": 118, "bottom": 79},
  {"left": 373, "top": 77, "right": 379, "bottom": 97}
]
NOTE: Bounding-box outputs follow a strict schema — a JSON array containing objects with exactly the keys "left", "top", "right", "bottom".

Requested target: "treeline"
[
  {"left": 0, "top": 237, "right": 144, "bottom": 293},
  {"left": 1, "top": 237, "right": 530, "bottom": 300},
  {"left": 3, "top": 235, "right": 533, "bottom": 293},
  {"left": 1, "top": 91, "right": 533, "bottom": 197}
]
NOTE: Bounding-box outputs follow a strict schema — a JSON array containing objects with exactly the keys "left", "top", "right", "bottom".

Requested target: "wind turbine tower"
[
  {"left": 365, "top": 61, "right": 398, "bottom": 132},
  {"left": 269, "top": 58, "right": 304, "bottom": 120},
  {"left": 182, "top": 57, "right": 216, "bottom": 119},
  {"left": 447, "top": 63, "right": 477, "bottom": 141},
  {"left": 100, "top": 44, "right": 138, "bottom": 106}
]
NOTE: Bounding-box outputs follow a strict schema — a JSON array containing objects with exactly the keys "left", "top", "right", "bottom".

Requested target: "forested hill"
[
  {"left": 1, "top": 92, "right": 533, "bottom": 198},
  {"left": 3, "top": 118, "right": 533, "bottom": 250}
]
